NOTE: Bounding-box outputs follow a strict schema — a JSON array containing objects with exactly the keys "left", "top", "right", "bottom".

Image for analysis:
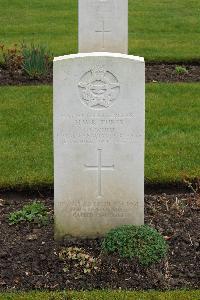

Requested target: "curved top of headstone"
[{"left": 54, "top": 52, "right": 144, "bottom": 63}]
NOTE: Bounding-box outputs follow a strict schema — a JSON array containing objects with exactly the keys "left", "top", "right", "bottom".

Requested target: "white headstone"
[
  {"left": 54, "top": 53, "right": 145, "bottom": 239},
  {"left": 78, "top": 0, "right": 128, "bottom": 54}
]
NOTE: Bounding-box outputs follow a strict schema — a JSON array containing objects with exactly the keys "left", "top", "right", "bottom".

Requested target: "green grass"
[
  {"left": 146, "top": 83, "right": 200, "bottom": 183},
  {"left": 0, "top": 83, "right": 200, "bottom": 189},
  {"left": 0, "top": 85, "right": 53, "bottom": 189},
  {"left": 0, "top": 0, "right": 200, "bottom": 61},
  {"left": 0, "top": 290, "right": 200, "bottom": 300}
]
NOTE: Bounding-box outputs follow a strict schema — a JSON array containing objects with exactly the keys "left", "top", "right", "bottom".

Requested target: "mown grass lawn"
[
  {"left": 0, "top": 290, "right": 200, "bottom": 300},
  {"left": 0, "top": 83, "right": 200, "bottom": 189},
  {"left": 0, "top": 0, "right": 200, "bottom": 62},
  {"left": 146, "top": 83, "right": 200, "bottom": 184},
  {"left": 0, "top": 85, "right": 53, "bottom": 189}
]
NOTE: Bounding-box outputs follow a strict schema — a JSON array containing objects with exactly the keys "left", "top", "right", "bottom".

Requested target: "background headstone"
[
  {"left": 78, "top": 0, "right": 128, "bottom": 53},
  {"left": 54, "top": 53, "right": 145, "bottom": 239}
]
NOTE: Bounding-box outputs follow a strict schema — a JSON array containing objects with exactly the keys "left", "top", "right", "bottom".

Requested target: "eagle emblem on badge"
[{"left": 78, "top": 65, "right": 120, "bottom": 109}]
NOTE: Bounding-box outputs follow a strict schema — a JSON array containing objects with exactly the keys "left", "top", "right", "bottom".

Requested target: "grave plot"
[
  {"left": 0, "top": 0, "right": 199, "bottom": 297},
  {"left": 0, "top": 191, "right": 199, "bottom": 290},
  {"left": 0, "top": 84, "right": 199, "bottom": 291}
]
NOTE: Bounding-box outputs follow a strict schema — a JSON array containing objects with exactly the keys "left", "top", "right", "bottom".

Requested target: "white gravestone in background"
[
  {"left": 54, "top": 53, "right": 145, "bottom": 239},
  {"left": 79, "top": 0, "right": 128, "bottom": 54}
]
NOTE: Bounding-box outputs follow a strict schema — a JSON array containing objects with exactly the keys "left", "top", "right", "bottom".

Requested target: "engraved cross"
[
  {"left": 95, "top": 20, "right": 111, "bottom": 49},
  {"left": 84, "top": 149, "right": 114, "bottom": 198}
]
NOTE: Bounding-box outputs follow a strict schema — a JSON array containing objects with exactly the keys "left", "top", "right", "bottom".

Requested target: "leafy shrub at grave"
[
  {"left": 8, "top": 201, "right": 49, "bottom": 226},
  {"left": 22, "top": 44, "right": 52, "bottom": 79},
  {"left": 102, "top": 224, "right": 168, "bottom": 266}
]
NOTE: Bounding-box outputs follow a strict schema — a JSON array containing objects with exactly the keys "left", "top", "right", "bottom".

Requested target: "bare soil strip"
[{"left": 0, "top": 63, "right": 199, "bottom": 86}]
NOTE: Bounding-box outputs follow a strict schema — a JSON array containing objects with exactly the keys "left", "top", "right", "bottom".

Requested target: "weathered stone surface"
[
  {"left": 78, "top": 0, "right": 128, "bottom": 54},
  {"left": 54, "top": 53, "right": 145, "bottom": 239}
]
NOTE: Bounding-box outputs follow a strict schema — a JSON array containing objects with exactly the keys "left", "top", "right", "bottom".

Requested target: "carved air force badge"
[{"left": 78, "top": 66, "right": 120, "bottom": 110}]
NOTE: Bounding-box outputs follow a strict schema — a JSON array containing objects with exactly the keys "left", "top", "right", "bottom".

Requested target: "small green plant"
[
  {"left": 22, "top": 44, "right": 52, "bottom": 79},
  {"left": 102, "top": 225, "right": 168, "bottom": 266},
  {"left": 8, "top": 201, "right": 49, "bottom": 225},
  {"left": 175, "top": 65, "right": 188, "bottom": 75}
]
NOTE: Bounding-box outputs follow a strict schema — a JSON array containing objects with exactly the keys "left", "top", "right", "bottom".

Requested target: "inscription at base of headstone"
[
  {"left": 79, "top": 0, "right": 128, "bottom": 53},
  {"left": 54, "top": 53, "right": 145, "bottom": 239}
]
